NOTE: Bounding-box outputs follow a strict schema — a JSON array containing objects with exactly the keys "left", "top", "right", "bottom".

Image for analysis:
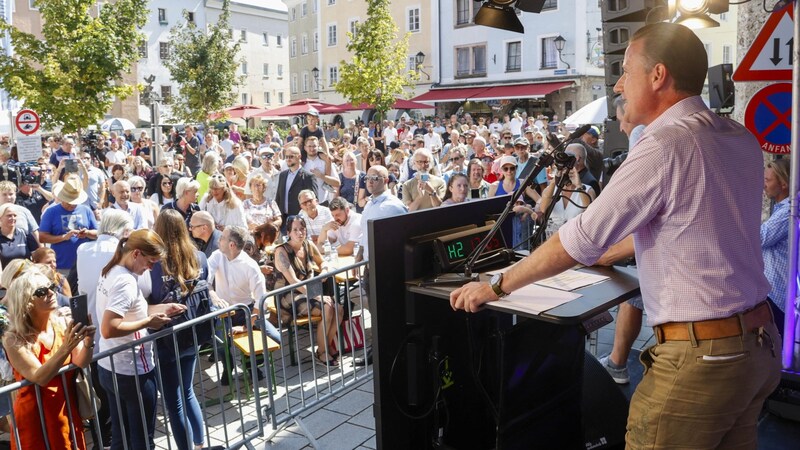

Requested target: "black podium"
[{"left": 366, "top": 197, "right": 640, "bottom": 449}]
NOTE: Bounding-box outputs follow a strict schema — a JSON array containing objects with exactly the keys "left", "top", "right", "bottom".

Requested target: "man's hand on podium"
[{"left": 450, "top": 282, "right": 498, "bottom": 313}]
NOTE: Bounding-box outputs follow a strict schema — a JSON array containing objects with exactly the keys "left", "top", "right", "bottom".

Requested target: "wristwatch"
[{"left": 489, "top": 273, "right": 509, "bottom": 298}]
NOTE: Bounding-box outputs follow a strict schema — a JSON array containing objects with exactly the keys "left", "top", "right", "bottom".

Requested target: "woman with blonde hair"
[
  {"left": 96, "top": 229, "right": 186, "bottom": 450},
  {"left": 196, "top": 152, "right": 220, "bottom": 201},
  {"left": 3, "top": 270, "right": 95, "bottom": 450},
  {"left": 129, "top": 156, "right": 154, "bottom": 182},
  {"left": 199, "top": 174, "right": 246, "bottom": 230}
]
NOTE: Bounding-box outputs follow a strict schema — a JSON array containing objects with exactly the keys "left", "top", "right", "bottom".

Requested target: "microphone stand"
[
  {"left": 520, "top": 162, "right": 577, "bottom": 252},
  {"left": 421, "top": 139, "right": 576, "bottom": 287}
]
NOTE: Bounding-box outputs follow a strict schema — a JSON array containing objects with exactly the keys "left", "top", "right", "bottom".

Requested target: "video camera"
[
  {"left": 81, "top": 131, "right": 105, "bottom": 162},
  {"left": 603, "top": 152, "right": 628, "bottom": 178},
  {"left": 0, "top": 161, "right": 45, "bottom": 187}
]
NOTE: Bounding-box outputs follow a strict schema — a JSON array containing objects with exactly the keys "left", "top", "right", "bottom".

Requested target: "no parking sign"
[{"left": 744, "top": 83, "right": 792, "bottom": 154}]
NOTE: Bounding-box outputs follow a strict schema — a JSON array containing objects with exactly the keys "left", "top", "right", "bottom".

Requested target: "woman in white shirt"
[
  {"left": 96, "top": 230, "right": 185, "bottom": 450},
  {"left": 199, "top": 174, "right": 247, "bottom": 230}
]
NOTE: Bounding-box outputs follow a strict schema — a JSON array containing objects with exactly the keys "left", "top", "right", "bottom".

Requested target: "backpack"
[{"left": 169, "top": 278, "right": 215, "bottom": 349}]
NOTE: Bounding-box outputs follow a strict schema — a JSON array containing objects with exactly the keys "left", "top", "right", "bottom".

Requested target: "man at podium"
[{"left": 451, "top": 23, "right": 781, "bottom": 450}]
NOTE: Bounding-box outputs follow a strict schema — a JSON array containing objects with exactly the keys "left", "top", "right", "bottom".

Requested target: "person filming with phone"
[{"left": 401, "top": 148, "right": 445, "bottom": 211}]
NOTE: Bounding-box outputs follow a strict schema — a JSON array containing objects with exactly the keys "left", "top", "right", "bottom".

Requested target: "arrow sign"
[{"left": 733, "top": 3, "right": 794, "bottom": 82}]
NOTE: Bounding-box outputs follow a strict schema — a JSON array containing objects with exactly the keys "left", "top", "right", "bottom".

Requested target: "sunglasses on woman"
[{"left": 33, "top": 283, "right": 58, "bottom": 298}]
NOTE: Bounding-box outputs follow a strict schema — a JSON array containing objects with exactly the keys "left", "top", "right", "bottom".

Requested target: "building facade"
[
  {"left": 285, "top": 0, "right": 319, "bottom": 102},
  {"left": 416, "top": 0, "right": 605, "bottom": 120},
  {"left": 205, "top": 0, "right": 290, "bottom": 112}
]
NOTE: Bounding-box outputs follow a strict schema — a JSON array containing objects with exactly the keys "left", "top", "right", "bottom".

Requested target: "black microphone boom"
[{"left": 547, "top": 124, "right": 592, "bottom": 151}]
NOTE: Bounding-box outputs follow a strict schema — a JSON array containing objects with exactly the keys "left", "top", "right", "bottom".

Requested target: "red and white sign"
[
  {"left": 744, "top": 83, "right": 792, "bottom": 154},
  {"left": 14, "top": 109, "right": 41, "bottom": 136},
  {"left": 733, "top": 3, "right": 794, "bottom": 82}
]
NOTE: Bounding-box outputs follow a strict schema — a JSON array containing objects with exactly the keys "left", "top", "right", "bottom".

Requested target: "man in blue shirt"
[
  {"left": 38, "top": 175, "right": 98, "bottom": 272},
  {"left": 761, "top": 158, "right": 790, "bottom": 334}
]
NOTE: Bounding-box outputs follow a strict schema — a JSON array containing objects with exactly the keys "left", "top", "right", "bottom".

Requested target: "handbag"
[
  {"left": 75, "top": 368, "right": 100, "bottom": 420},
  {"left": 330, "top": 315, "right": 365, "bottom": 354}
]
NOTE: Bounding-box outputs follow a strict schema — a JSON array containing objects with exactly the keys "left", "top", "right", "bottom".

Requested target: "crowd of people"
[{"left": 0, "top": 30, "right": 791, "bottom": 446}]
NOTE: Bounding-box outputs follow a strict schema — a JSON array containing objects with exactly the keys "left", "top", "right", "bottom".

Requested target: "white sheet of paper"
[
  {"left": 495, "top": 284, "right": 582, "bottom": 315},
  {"left": 534, "top": 270, "right": 610, "bottom": 291}
]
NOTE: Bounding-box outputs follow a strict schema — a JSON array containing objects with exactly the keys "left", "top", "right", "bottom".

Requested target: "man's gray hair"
[
  {"left": 565, "top": 143, "right": 587, "bottom": 161},
  {"left": 226, "top": 225, "right": 248, "bottom": 250},
  {"left": 297, "top": 189, "right": 316, "bottom": 202},
  {"left": 98, "top": 209, "right": 134, "bottom": 239}
]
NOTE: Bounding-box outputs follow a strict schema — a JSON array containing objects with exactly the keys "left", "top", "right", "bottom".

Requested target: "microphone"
[{"left": 547, "top": 124, "right": 592, "bottom": 151}]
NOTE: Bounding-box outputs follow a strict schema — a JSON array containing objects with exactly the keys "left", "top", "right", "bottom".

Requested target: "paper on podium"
[
  {"left": 487, "top": 265, "right": 582, "bottom": 314},
  {"left": 496, "top": 285, "right": 582, "bottom": 315},
  {"left": 534, "top": 269, "right": 609, "bottom": 291}
]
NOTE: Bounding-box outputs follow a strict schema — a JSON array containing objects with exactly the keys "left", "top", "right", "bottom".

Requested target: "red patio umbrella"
[
  {"left": 254, "top": 99, "right": 344, "bottom": 117},
  {"left": 208, "top": 104, "right": 268, "bottom": 121},
  {"left": 336, "top": 98, "right": 434, "bottom": 111}
]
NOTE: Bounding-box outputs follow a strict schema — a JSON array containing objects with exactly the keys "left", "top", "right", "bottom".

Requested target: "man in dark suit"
[{"left": 275, "top": 146, "right": 315, "bottom": 233}]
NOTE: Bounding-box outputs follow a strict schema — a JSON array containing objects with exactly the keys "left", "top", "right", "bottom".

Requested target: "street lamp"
[
  {"left": 414, "top": 51, "right": 430, "bottom": 80},
  {"left": 311, "top": 67, "right": 320, "bottom": 90},
  {"left": 554, "top": 35, "right": 570, "bottom": 70}
]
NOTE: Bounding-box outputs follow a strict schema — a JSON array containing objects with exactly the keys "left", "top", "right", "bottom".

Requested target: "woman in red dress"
[{"left": 3, "top": 270, "right": 95, "bottom": 450}]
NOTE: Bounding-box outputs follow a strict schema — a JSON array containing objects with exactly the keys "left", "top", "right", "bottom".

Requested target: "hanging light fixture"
[
  {"left": 474, "top": 0, "right": 524, "bottom": 33},
  {"left": 669, "top": 0, "right": 730, "bottom": 29}
]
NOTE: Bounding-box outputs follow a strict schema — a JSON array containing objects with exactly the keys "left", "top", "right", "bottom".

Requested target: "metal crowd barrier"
[
  {"left": 257, "top": 259, "right": 372, "bottom": 448},
  {"left": 0, "top": 262, "right": 372, "bottom": 449},
  {"left": 0, "top": 304, "right": 265, "bottom": 450}
]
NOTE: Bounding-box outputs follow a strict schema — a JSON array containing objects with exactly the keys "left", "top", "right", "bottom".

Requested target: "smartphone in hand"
[{"left": 70, "top": 294, "right": 89, "bottom": 327}]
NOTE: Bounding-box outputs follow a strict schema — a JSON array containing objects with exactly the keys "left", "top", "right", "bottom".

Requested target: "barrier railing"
[
  {"left": 0, "top": 261, "right": 372, "bottom": 449},
  {"left": 0, "top": 304, "right": 264, "bottom": 450},
  {"left": 257, "top": 259, "right": 372, "bottom": 447}
]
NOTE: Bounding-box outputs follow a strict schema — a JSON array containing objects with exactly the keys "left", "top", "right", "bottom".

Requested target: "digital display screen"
[{"left": 433, "top": 224, "right": 506, "bottom": 272}]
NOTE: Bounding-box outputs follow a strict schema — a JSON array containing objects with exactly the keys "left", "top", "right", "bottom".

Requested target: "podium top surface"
[{"left": 406, "top": 265, "right": 640, "bottom": 325}]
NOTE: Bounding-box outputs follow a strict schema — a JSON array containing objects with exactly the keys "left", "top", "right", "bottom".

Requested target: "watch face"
[{"left": 490, "top": 273, "right": 501, "bottom": 286}]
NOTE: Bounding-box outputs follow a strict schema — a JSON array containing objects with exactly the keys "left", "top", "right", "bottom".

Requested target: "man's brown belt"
[{"left": 653, "top": 301, "right": 772, "bottom": 343}]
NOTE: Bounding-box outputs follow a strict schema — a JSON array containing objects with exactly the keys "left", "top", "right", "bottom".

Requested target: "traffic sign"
[
  {"left": 14, "top": 109, "right": 40, "bottom": 136},
  {"left": 744, "top": 83, "right": 792, "bottom": 154},
  {"left": 733, "top": 3, "right": 794, "bottom": 82}
]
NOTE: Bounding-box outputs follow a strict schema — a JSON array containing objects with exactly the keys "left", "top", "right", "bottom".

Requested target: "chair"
[
  {"left": 231, "top": 330, "right": 280, "bottom": 400},
  {"left": 267, "top": 304, "right": 322, "bottom": 366}
]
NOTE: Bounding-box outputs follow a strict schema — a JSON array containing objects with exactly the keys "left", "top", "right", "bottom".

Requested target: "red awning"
[
  {"left": 410, "top": 81, "right": 574, "bottom": 103},
  {"left": 468, "top": 81, "right": 574, "bottom": 101},
  {"left": 411, "top": 87, "right": 492, "bottom": 103}
]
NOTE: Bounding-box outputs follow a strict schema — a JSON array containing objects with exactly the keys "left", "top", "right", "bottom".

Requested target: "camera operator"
[{"left": 17, "top": 175, "right": 53, "bottom": 225}]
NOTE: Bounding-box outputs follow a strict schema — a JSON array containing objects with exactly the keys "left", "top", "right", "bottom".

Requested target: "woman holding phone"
[
  {"left": 96, "top": 229, "right": 186, "bottom": 450},
  {"left": 3, "top": 270, "right": 95, "bottom": 450}
]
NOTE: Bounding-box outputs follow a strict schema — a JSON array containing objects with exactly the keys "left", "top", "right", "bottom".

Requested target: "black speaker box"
[
  {"left": 582, "top": 351, "right": 630, "bottom": 449},
  {"left": 708, "top": 63, "right": 735, "bottom": 110}
]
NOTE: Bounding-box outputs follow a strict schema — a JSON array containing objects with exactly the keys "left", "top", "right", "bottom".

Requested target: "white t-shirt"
[
  {"left": 96, "top": 265, "right": 154, "bottom": 376},
  {"left": 326, "top": 211, "right": 363, "bottom": 246}
]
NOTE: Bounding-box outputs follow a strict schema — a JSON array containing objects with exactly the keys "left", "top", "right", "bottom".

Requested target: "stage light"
[
  {"left": 668, "top": 0, "right": 729, "bottom": 29},
  {"left": 475, "top": 0, "right": 525, "bottom": 34}
]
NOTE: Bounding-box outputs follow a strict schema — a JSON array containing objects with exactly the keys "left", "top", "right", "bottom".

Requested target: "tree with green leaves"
[
  {"left": 336, "top": 0, "right": 418, "bottom": 121},
  {"left": 165, "top": 0, "right": 242, "bottom": 125},
  {"left": 0, "top": 0, "right": 147, "bottom": 132}
]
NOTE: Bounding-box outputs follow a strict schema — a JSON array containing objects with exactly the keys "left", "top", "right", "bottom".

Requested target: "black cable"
[
  {"left": 388, "top": 330, "right": 443, "bottom": 420},
  {"left": 465, "top": 316, "right": 499, "bottom": 422}
]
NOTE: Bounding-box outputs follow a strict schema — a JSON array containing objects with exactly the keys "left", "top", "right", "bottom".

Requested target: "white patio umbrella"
[
  {"left": 100, "top": 117, "right": 137, "bottom": 132},
  {"left": 563, "top": 96, "right": 608, "bottom": 125}
]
